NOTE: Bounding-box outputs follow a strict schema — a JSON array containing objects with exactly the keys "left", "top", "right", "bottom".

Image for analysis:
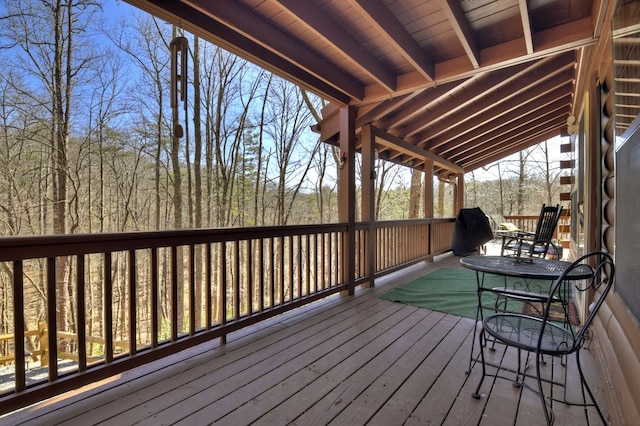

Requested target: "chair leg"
[
  {"left": 467, "top": 308, "right": 480, "bottom": 374},
  {"left": 467, "top": 284, "right": 485, "bottom": 374},
  {"left": 472, "top": 329, "right": 487, "bottom": 399},
  {"left": 576, "top": 350, "right": 607, "bottom": 425},
  {"left": 535, "top": 350, "right": 554, "bottom": 425},
  {"left": 513, "top": 348, "right": 523, "bottom": 388}
]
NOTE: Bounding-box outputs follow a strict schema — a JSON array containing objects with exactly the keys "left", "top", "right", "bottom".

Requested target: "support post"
[
  {"left": 455, "top": 171, "right": 465, "bottom": 213},
  {"left": 338, "top": 106, "right": 356, "bottom": 295},
  {"left": 423, "top": 159, "right": 434, "bottom": 218},
  {"left": 361, "top": 124, "right": 376, "bottom": 287},
  {"left": 423, "top": 159, "right": 434, "bottom": 259}
]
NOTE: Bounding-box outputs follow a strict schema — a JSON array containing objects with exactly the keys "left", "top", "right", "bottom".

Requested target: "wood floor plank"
[
  {"left": 132, "top": 301, "right": 410, "bottom": 425},
  {"left": 478, "top": 345, "right": 527, "bottom": 425},
  {"left": 86, "top": 297, "right": 391, "bottom": 425},
  {"left": 403, "top": 318, "right": 476, "bottom": 425},
  {"left": 250, "top": 307, "right": 437, "bottom": 424},
  {"left": 328, "top": 313, "right": 460, "bottom": 425},
  {"left": 286, "top": 310, "right": 447, "bottom": 425},
  {"left": 366, "top": 315, "right": 474, "bottom": 425},
  {"left": 210, "top": 304, "right": 435, "bottom": 425},
  {"left": 213, "top": 306, "right": 435, "bottom": 425},
  {"left": 19, "top": 290, "right": 379, "bottom": 425}
]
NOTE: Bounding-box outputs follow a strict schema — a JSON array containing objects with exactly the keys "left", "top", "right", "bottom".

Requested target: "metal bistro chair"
[
  {"left": 501, "top": 204, "right": 563, "bottom": 260},
  {"left": 471, "top": 251, "right": 615, "bottom": 425}
]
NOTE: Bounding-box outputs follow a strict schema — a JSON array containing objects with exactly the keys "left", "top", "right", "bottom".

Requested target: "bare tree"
[
  {"left": 530, "top": 139, "right": 561, "bottom": 205},
  {"left": 110, "top": 13, "right": 173, "bottom": 230},
  {"left": 1, "top": 0, "right": 100, "bottom": 333},
  {"left": 264, "top": 79, "right": 318, "bottom": 226}
]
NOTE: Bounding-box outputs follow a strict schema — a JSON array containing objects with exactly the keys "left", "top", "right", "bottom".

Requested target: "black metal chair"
[
  {"left": 501, "top": 204, "right": 563, "bottom": 259},
  {"left": 471, "top": 251, "right": 615, "bottom": 425}
]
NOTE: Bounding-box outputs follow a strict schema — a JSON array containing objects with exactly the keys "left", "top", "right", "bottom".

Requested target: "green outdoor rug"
[{"left": 380, "top": 267, "right": 551, "bottom": 319}]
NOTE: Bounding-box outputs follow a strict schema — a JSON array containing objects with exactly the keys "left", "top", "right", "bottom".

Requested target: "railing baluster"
[
  {"left": 46, "top": 257, "right": 57, "bottom": 381},
  {"left": 104, "top": 252, "right": 113, "bottom": 363},
  {"left": 76, "top": 255, "right": 87, "bottom": 371},
  {"left": 234, "top": 240, "right": 240, "bottom": 320},
  {"left": 13, "top": 261, "right": 25, "bottom": 392},
  {"left": 189, "top": 244, "right": 195, "bottom": 335},
  {"left": 258, "top": 238, "right": 264, "bottom": 312},
  {"left": 151, "top": 248, "right": 158, "bottom": 348},
  {"left": 279, "top": 236, "right": 284, "bottom": 305},
  {"left": 171, "top": 246, "right": 178, "bottom": 342},
  {"left": 129, "top": 249, "right": 137, "bottom": 356},
  {"left": 205, "top": 243, "right": 212, "bottom": 329},
  {"left": 220, "top": 242, "right": 227, "bottom": 344},
  {"left": 269, "top": 237, "right": 274, "bottom": 308},
  {"left": 305, "top": 234, "right": 311, "bottom": 297},
  {"left": 288, "top": 235, "right": 294, "bottom": 301},
  {"left": 297, "top": 235, "right": 302, "bottom": 300},
  {"left": 318, "top": 232, "right": 327, "bottom": 290},
  {"left": 311, "top": 234, "right": 316, "bottom": 293},
  {"left": 247, "top": 239, "right": 253, "bottom": 316}
]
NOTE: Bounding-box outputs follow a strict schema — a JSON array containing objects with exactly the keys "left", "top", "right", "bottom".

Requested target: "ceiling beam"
[
  {"left": 414, "top": 57, "right": 575, "bottom": 147},
  {"left": 459, "top": 123, "right": 563, "bottom": 171},
  {"left": 125, "top": 0, "right": 354, "bottom": 104},
  {"left": 369, "top": 126, "right": 462, "bottom": 173},
  {"left": 518, "top": 0, "right": 534, "bottom": 54},
  {"left": 462, "top": 112, "right": 565, "bottom": 160},
  {"left": 359, "top": 17, "right": 593, "bottom": 105},
  {"left": 428, "top": 77, "right": 575, "bottom": 152},
  {"left": 442, "top": 96, "right": 571, "bottom": 161},
  {"left": 437, "top": 0, "right": 480, "bottom": 68},
  {"left": 355, "top": 92, "right": 422, "bottom": 128},
  {"left": 275, "top": 0, "right": 397, "bottom": 93},
  {"left": 436, "top": 92, "right": 572, "bottom": 158},
  {"left": 184, "top": 0, "right": 365, "bottom": 101},
  {"left": 399, "top": 62, "right": 537, "bottom": 138},
  {"left": 378, "top": 79, "right": 467, "bottom": 130},
  {"left": 350, "top": 0, "right": 436, "bottom": 81}
]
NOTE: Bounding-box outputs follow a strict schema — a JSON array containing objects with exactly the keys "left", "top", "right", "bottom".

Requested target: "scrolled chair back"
[{"left": 539, "top": 251, "right": 615, "bottom": 354}]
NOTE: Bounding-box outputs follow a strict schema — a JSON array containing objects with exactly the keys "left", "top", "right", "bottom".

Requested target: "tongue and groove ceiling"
[{"left": 126, "top": 0, "right": 609, "bottom": 176}]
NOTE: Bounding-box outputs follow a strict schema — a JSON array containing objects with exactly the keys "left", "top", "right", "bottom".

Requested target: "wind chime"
[{"left": 170, "top": 36, "right": 189, "bottom": 139}]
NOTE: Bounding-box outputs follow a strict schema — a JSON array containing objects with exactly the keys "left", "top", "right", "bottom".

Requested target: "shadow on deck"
[{"left": 2, "top": 253, "right": 610, "bottom": 425}]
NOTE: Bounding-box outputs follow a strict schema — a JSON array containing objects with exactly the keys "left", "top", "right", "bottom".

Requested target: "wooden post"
[
  {"left": 361, "top": 124, "right": 376, "bottom": 286},
  {"left": 455, "top": 171, "right": 465, "bottom": 213},
  {"left": 338, "top": 106, "right": 356, "bottom": 295},
  {"left": 423, "top": 159, "right": 434, "bottom": 219},
  {"left": 423, "top": 159, "right": 434, "bottom": 259}
]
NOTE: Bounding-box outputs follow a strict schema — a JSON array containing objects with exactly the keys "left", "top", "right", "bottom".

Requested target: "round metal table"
[{"left": 459, "top": 255, "right": 592, "bottom": 280}]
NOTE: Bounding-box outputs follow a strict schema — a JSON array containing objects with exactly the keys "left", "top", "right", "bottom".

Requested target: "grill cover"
[{"left": 452, "top": 207, "right": 493, "bottom": 256}]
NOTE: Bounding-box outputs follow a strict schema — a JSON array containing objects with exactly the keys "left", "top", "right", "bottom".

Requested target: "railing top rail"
[
  {"left": 0, "top": 223, "right": 348, "bottom": 261},
  {"left": 355, "top": 217, "right": 455, "bottom": 229}
]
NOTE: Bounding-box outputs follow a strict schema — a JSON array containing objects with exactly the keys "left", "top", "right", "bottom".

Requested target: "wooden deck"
[{"left": 2, "top": 253, "right": 611, "bottom": 425}]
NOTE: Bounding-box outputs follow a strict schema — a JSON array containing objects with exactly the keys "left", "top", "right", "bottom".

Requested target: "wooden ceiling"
[{"left": 125, "top": 0, "right": 610, "bottom": 177}]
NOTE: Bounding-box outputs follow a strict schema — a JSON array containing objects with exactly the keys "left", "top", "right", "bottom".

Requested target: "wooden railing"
[
  {"left": 370, "top": 218, "right": 455, "bottom": 276},
  {"left": 504, "top": 212, "right": 569, "bottom": 242},
  {"left": 503, "top": 215, "right": 539, "bottom": 233},
  {"left": 0, "top": 218, "right": 455, "bottom": 413}
]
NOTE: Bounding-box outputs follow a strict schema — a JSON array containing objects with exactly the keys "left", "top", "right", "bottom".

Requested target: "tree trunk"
[
  {"left": 193, "top": 36, "right": 204, "bottom": 328},
  {"left": 408, "top": 168, "right": 422, "bottom": 218}
]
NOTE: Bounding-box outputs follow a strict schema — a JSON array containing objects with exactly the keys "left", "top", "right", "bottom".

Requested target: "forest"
[
  {"left": 0, "top": 0, "right": 563, "bottom": 239},
  {"left": 0, "top": 0, "right": 564, "bottom": 370}
]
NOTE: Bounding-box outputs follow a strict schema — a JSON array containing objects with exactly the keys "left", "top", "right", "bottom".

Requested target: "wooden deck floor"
[{"left": 2, "top": 253, "right": 612, "bottom": 425}]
